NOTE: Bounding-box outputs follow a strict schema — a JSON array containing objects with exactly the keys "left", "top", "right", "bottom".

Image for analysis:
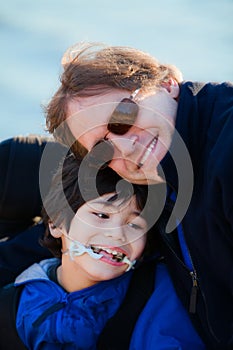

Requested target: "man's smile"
[{"left": 138, "top": 136, "right": 158, "bottom": 168}]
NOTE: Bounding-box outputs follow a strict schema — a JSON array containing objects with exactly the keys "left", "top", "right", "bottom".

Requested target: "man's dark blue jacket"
[{"left": 160, "top": 81, "right": 233, "bottom": 350}]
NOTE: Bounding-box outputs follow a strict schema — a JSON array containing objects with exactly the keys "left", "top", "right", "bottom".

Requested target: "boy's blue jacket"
[
  {"left": 15, "top": 258, "right": 204, "bottom": 349},
  {"left": 15, "top": 258, "right": 132, "bottom": 350}
]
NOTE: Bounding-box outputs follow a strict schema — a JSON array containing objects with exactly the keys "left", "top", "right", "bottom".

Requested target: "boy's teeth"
[
  {"left": 106, "top": 248, "right": 115, "bottom": 254},
  {"left": 112, "top": 250, "right": 119, "bottom": 255},
  {"left": 90, "top": 246, "right": 126, "bottom": 261},
  {"left": 91, "top": 246, "right": 101, "bottom": 253}
]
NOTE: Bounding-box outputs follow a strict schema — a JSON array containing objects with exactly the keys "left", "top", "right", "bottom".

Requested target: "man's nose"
[{"left": 107, "top": 133, "right": 139, "bottom": 157}]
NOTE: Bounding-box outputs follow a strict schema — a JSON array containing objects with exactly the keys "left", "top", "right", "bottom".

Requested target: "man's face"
[{"left": 66, "top": 88, "right": 178, "bottom": 184}]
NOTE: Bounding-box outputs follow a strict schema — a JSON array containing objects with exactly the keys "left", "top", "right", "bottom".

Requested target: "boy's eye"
[
  {"left": 92, "top": 212, "right": 109, "bottom": 219},
  {"left": 127, "top": 222, "right": 142, "bottom": 230}
]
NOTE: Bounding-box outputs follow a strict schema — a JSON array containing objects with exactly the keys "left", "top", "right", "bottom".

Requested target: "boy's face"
[
  {"left": 57, "top": 193, "right": 147, "bottom": 290},
  {"left": 65, "top": 87, "right": 178, "bottom": 184}
]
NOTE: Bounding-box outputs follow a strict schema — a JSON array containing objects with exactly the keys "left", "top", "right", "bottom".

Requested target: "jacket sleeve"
[
  {"left": 0, "top": 223, "right": 52, "bottom": 286},
  {"left": 206, "top": 111, "right": 233, "bottom": 240}
]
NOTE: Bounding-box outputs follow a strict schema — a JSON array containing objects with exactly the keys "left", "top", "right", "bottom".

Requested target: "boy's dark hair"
[{"left": 41, "top": 153, "right": 162, "bottom": 258}]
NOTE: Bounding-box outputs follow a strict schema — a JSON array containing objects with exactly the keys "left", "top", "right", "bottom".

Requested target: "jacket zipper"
[
  {"left": 189, "top": 270, "right": 198, "bottom": 313},
  {"left": 176, "top": 220, "right": 220, "bottom": 342},
  {"left": 165, "top": 188, "right": 220, "bottom": 344},
  {"left": 175, "top": 217, "right": 198, "bottom": 313}
]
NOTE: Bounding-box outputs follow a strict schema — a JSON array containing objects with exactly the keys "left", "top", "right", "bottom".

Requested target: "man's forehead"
[
  {"left": 67, "top": 89, "right": 129, "bottom": 113},
  {"left": 67, "top": 98, "right": 115, "bottom": 125},
  {"left": 66, "top": 100, "right": 113, "bottom": 144},
  {"left": 65, "top": 89, "right": 135, "bottom": 144},
  {"left": 66, "top": 92, "right": 125, "bottom": 128}
]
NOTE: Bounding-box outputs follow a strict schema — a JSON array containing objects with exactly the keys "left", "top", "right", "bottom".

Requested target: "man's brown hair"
[{"left": 45, "top": 42, "right": 182, "bottom": 155}]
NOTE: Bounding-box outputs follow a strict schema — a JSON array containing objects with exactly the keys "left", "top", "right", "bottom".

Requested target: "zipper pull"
[{"left": 189, "top": 271, "right": 198, "bottom": 314}]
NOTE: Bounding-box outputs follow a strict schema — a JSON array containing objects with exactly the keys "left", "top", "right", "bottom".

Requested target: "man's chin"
[{"left": 118, "top": 168, "right": 165, "bottom": 185}]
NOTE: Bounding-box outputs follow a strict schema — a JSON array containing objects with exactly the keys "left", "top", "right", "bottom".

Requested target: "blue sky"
[{"left": 0, "top": 0, "right": 232, "bottom": 140}]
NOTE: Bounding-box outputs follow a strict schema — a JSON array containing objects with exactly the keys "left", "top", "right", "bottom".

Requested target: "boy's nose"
[{"left": 104, "top": 226, "right": 127, "bottom": 243}]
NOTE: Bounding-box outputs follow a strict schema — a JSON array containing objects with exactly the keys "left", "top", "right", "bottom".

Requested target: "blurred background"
[{"left": 1, "top": 0, "right": 233, "bottom": 141}]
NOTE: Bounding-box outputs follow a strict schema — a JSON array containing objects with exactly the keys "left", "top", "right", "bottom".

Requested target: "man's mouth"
[
  {"left": 90, "top": 245, "right": 128, "bottom": 263},
  {"left": 138, "top": 137, "right": 158, "bottom": 168}
]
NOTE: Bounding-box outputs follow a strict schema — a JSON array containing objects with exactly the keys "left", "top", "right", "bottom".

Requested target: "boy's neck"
[{"left": 56, "top": 261, "right": 97, "bottom": 292}]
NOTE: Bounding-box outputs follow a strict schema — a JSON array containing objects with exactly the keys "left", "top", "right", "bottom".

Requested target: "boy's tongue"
[{"left": 100, "top": 249, "right": 115, "bottom": 260}]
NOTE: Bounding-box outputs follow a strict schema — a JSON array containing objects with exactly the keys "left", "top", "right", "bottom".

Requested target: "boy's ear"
[
  {"left": 162, "top": 78, "right": 180, "bottom": 99},
  {"left": 49, "top": 222, "right": 63, "bottom": 238}
]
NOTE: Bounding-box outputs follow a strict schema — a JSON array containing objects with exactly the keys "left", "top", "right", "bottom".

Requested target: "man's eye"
[{"left": 92, "top": 212, "right": 109, "bottom": 219}]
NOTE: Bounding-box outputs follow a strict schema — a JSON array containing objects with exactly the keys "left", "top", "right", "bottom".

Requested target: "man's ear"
[
  {"left": 162, "top": 78, "right": 180, "bottom": 99},
  {"left": 49, "top": 222, "right": 63, "bottom": 238}
]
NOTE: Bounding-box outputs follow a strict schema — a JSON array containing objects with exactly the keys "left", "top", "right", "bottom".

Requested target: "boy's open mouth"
[{"left": 90, "top": 245, "right": 127, "bottom": 263}]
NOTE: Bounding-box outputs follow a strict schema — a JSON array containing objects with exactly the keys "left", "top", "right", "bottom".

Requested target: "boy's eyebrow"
[
  {"left": 89, "top": 199, "right": 115, "bottom": 206},
  {"left": 89, "top": 199, "right": 141, "bottom": 215}
]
